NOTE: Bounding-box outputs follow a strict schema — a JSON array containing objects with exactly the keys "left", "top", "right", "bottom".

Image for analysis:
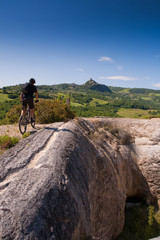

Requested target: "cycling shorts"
[{"left": 22, "top": 98, "right": 34, "bottom": 110}]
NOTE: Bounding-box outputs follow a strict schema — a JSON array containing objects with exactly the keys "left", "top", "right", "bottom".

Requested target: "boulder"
[{"left": 0, "top": 117, "right": 159, "bottom": 239}]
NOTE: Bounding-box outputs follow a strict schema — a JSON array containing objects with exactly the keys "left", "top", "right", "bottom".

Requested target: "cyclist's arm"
[
  {"left": 35, "top": 91, "right": 38, "bottom": 101},
  {"left": 20, "top": 92, "right": 23, "bottom": 101}
]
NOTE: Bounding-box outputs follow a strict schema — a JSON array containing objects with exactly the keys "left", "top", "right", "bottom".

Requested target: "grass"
[
  {"left": 0, "top": 135, "right": 19, "bottom": 154},
  {"left": 0, "top": 93, "right": 11, "bottom": 102},
  {"left": 89, "top": 122, "right": 133, "bottom": 146},
  {"left": 119, "top": 89, "right": 130, "bottom": 93},
  {"left": 71, "top": 98, "right": 108, "bottom": 107},
  {"left": 70, "top": 102, "right": 84, "bottom": 107},
  {"left": 141, "top": 96, "right": 152, "bottom": 100},
  {"left": 22, "top": 132, "right": 30, "bottom": 138},
  {"left": 149, "top": 93, "right": 160, "bottom": 97},
  {"left": 89, "top": 98, "right": 108, "bottom": 106},
  {"left": 118, "top": 108, "right": 152, "bottom": 119}
]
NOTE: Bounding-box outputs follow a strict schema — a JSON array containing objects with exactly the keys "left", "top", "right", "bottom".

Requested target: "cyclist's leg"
[
  {"left": 27, "top": 98, "right": 35, "bottom": 121},
  {"left": 21, "top": 99, "right": 27, "bottom": 116}
]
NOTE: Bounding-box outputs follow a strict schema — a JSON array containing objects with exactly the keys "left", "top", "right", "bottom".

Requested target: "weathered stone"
[{"left": 0, "top": 118, "right": 159, "bottom": 239}]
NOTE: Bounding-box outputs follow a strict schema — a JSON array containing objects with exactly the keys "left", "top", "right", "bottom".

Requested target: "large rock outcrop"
[{"left": 0, "top": 117, "right": 159, "bottom": 239}]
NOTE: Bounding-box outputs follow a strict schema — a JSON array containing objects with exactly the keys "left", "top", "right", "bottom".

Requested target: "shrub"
[
  {"left": 5, "top": 104, "right": 21, "bottom": 124},
  {"left": 0, "top": 99, "right": 19, "bottom": 123},
  {"left": 89, "top": 122, "right": 133, "bottom": 146},
  {"left": 36, "top": 99, "right": 75, "bottom": 124},
  {"left": 3, "top": 99, "right": 75, "bottom": 125},
  {"left": 110, "top": 128, "right": 133, "bottom": 145},
  {"left": 0, "top": 135, "right": 19, "bottom": 153}
]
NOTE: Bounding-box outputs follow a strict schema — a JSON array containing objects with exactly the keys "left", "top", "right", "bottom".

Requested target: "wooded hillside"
[{"left": 1, "top": 78, "right": 160, "bottom": 123}]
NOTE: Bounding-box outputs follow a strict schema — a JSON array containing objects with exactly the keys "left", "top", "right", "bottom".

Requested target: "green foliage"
[
  {"left": 2, "top": 87, "right": 7, "bottom": 94},
  {"left": 0, "top": 100, "right": 19, "bottom": 123},
  {"left": 129, "top": 88, "right": 150, "bottom": 94},
  {"left": 8, "top": 93, "right": 19, "bottom": 99},
  {"left": 36, "top": 99, "right": 75, "bottom": 124},
  {"left": 2, "top": 81, "right": 160, "bottom": 122},
  {"left": 148, "top": 205, "right": 154, "bottom": 226},
  {"left": 111, "top": 98, "right": 151, "bottom": 110},
  {"left": 118, "top": 108, "right": 153, "bottom": 119},
  {"left": 37, "top": 93, "right": 52, "bottom": 99},
  {"left": 71, "top": 93, "right": 93, "bottom": 105},
  {"left": 1, "top": 99, "right": 75, "bottom": 125},
  {"left": 5, "top": 104, "right": 21, "bottom": 124},
  {"left": 0, "top": 93, "right": 10, "bottom": 102},
  {"left": 117, "top": 204, "right": 160, "bottom": 240},
  {"left": 22, "top": 132, "right": 30, "bottom": 138},
  {"left": 71, "top": 104, "right": 118, "bottom": 117},
  {"left": 0, "top": 135, "right": 19, "bottom": 153},
  {"left": 129, "top": 88, "right": 160, "bottom": 94}
]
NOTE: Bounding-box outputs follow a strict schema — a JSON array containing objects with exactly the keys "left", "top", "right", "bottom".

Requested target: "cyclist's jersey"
[{"left": 22, "top": 84, "right": 37, "bottom": 100}]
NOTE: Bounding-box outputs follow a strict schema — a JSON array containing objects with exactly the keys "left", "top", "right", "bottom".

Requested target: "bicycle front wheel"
[
  {"left": 31, "top": 115, "right": 35, "bottom": 128},
  {"left": 19, "top": 115, "right": 27, "bottom": 134}
]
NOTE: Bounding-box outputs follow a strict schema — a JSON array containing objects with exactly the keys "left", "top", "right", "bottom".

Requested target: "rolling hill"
[{"left": 1, "top": 79, "right": 160, "bottom": 122}]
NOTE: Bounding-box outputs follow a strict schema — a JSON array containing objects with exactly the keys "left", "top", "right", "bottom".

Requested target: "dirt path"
[{"left": 0, "top": 123, "right": 52, "bottom": 139}]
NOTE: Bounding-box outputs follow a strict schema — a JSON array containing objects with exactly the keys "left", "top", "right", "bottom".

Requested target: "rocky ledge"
[{"left": 0, "top": 117, "right": 160, "bottom": 240}]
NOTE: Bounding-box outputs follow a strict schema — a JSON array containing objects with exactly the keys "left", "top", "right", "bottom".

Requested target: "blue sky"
[{"left": 0, "top": 0, "right": 160, "bottom": 89}]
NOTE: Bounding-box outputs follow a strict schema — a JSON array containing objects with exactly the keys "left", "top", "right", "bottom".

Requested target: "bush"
[
  {"left": 36, "top": 99, "right": 75, "bottom": 124},
  {"left": 0, "top": 135, "right": 19, "bottom": 153},
  {"left": 110, "top": 128, "right": 133, "bottom": 145},
  {"left": 5, "top": 104, "right": 21, "bottom": 124},
  {"left": 89, "top": 122, "right": 133, "bottom": 146},
  {"left": 3, "top": 99, "right": 75, "bottom": 125},
  {"left": 0, "top": 99, "right": 19, "bottom": 122}
]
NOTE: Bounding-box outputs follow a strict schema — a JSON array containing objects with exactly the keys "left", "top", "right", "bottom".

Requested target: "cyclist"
[{"left": 20, "top": 78, "right": 39, "bottom": 122}]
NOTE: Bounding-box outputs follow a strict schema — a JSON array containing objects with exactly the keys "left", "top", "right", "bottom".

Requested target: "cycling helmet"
[{"left": 29, "top": 78, "right": 36, "bottom": 84}]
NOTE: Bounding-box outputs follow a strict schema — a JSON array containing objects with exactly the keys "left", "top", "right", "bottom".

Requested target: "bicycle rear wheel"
[{"left": 19, "top": 115, "right": 27, "bottom": 134}]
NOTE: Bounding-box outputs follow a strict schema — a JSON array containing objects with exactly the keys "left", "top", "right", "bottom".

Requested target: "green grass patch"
[
  {"left": 0, "top": 135, "right": 19, "bottom": 154},
  {"left": 149, "top": 93, "right": 160, "bottom": 97},
  {"left": 22, "top": 132, "right": 30, "bottom": 138},
  {"left": 118, "top": 108, "right": 151, "bottom": 119},
  {"left": 0, "top": 93, "right": 11, "bottom": 102},
  {"left": 119, "top": 88, "right": 130, "bottom": 93},
  {"left": 89, "top": 98, "right": 108, "bottom": 106},
  {"left": 141, "top": 96, "right": 152, "bottom": 101},
  {"left": 70, "top": 102, "right": 84, "bottom": 107}
]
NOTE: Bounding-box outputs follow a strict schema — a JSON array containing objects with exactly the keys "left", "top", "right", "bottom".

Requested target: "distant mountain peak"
[
  {"left": 84, "top": 78, "right": 112, "bottom": 93},
  {"left": 84, "top": 78, "right": 97, "bottom": 86}
]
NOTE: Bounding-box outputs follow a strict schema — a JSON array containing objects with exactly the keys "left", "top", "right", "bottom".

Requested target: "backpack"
[{"left": 22, "top": 83, "right": 31, "bottom": 95}]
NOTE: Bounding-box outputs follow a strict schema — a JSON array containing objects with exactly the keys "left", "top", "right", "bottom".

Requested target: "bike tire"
[
  {"left": 19, "top": 115, "right": 27, "bottom": 135},
  {"left": 31, "top": 115, "right": 35, "bottom": 128}
]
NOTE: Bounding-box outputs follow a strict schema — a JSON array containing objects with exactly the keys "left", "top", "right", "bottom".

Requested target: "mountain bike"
[{"left": 19, "top": 107, "right": 36, "bottom": 135}]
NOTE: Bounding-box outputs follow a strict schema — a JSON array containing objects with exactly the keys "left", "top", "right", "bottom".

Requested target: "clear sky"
[{"left": 0, "top": 0, "right": 160, "bottom": 89}]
